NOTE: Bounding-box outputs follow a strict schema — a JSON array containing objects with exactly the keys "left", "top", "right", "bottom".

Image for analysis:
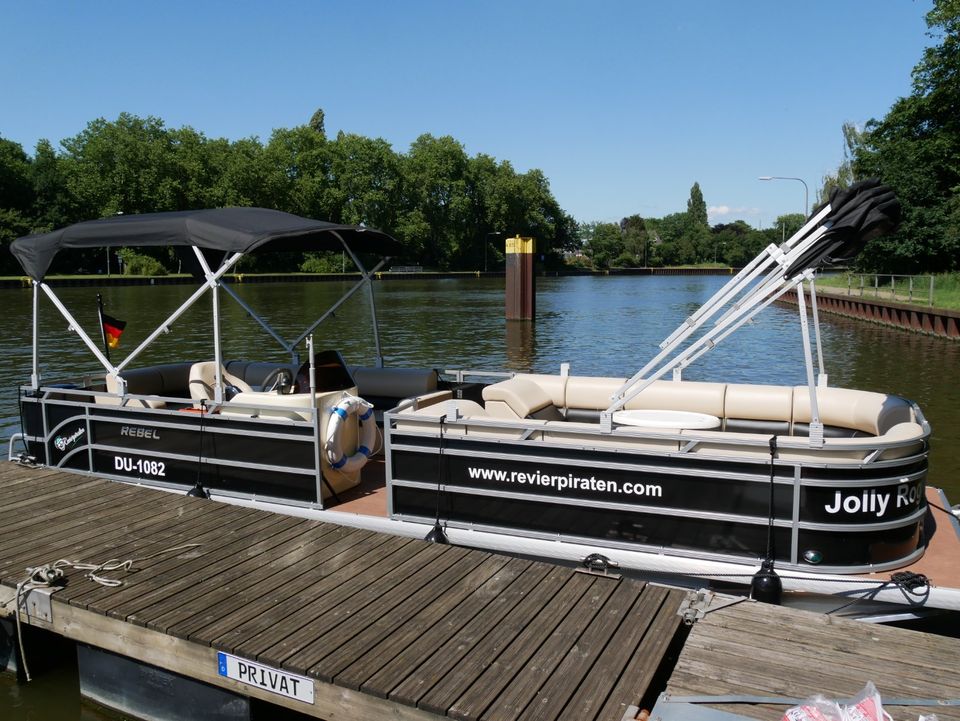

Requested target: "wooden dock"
[
  {"left": 0, "top": 461, "right": 686, "bottom": 721},
  {"left": 662, "top": 591, "right": 960, "bottom": 720}
]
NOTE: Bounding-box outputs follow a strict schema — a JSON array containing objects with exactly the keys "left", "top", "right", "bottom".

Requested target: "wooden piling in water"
[{"left": 505, "top": 236, "right": 536, "bottom": 321}]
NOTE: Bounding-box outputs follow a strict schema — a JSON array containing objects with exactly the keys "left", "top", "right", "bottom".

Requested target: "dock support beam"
[
  {"left": 78, "top": 644, "right": 251, "bottom": 721},
  {"left": 505, "top": 235, "right": 536, "bottom": 321}
]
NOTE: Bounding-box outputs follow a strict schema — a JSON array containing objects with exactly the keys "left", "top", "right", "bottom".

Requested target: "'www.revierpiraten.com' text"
[{"left": 466, "top": 466, "right": 663, "bottom": 497}]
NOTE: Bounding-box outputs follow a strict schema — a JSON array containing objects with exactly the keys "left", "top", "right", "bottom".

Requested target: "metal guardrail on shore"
[{"left": 843, "top": 273, "right": 935, "bottom": 307}]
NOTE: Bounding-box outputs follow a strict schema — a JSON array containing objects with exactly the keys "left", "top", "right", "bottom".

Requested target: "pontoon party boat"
[{"left": 9, "top": 181, "right": 960, "bottom": 620}]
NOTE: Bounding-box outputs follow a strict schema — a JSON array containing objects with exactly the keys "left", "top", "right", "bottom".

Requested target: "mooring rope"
[{"left": 2, "top": 543, "right": 200, "bottom": 682}]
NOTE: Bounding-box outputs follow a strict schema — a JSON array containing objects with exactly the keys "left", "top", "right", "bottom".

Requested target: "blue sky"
[{"left": 0, "top": 1, "right": 934, "bottom": 228}]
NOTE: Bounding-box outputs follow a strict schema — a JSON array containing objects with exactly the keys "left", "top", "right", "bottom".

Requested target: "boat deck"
[{"left": 0, "top": 461, "right": 686, "bottom": 720}]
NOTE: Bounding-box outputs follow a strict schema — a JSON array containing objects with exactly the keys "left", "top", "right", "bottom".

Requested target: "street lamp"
[
  {"left": 484, "top": 231, "right": 502, "bottom": 272},
  {"left": 759, "top": 176, "right": 809, "bottom": 218}
]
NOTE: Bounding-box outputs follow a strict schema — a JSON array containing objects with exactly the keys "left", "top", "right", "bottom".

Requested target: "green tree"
[
  {"left": 582, "top": 221, "right": 623, "bottom": 269},
  {"left": 59, "top": 113, "right": 181, "bottom": 217},
  {"left": 329, "top": 132, "right": 402, "bottom": 231},
  {"left": 686, "top": 182, "right": 708, "bottom": 231},
  {"left": 817, "top": 122, "right": 863, "bottom": 205},
  {"left": 398, "top": 134, "right": 470, "bottom": 269},
  {"left": 852, "top": 0, "right": 960, "bottom": 272},
  {"left": 262, "top": 124, "right": 333, "bottom": 220},
  {"left": 0, "top": 137, "right": 35, "bottom": 273},
  {"left": 619, "top": 214, "right": 647, "bottom": 266},
  {"left": 31, "top": 139, "right": 74, "bottom": 231}
]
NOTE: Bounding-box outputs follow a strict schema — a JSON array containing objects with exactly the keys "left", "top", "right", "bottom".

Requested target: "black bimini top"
[{"left": 10, "top": 207, "right": 402, "bottom": 281}]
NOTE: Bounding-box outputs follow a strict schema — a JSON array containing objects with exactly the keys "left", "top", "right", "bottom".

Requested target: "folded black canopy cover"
[
  {"left": 783, "top": 178, "right": 901, "bottom": 279},
  {"left": 9, "top": 207, "right": 403, "bottom": 281}
]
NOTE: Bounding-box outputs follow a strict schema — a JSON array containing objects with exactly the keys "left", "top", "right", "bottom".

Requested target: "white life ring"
[{"left": 324, "top": 395, "right": 377, "bottom": 473}]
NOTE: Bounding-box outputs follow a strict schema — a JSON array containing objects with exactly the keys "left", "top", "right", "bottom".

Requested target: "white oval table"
[{"left": 612, "top": 409, "right": 721, "bottom": 430}]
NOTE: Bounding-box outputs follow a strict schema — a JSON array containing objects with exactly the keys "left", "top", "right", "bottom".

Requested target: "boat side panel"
[{"left": 387, "top": 428, "right": 926, "bottom": 570}]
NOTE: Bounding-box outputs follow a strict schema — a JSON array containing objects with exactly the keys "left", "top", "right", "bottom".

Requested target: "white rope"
[{"left": 2, "top": 543, "right": 200, "bottom": 681}]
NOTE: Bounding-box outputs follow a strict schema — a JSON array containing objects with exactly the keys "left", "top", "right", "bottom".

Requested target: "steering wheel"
[{"left": 261, "top": 367, "right": 294, "bottom": 394}]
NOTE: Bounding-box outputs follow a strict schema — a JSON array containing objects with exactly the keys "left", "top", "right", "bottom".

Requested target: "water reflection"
[{"left": 505, "top": 321, "right": 536, "bottom": 372}]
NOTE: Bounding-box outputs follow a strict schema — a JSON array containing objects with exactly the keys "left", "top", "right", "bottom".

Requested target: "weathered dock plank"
[
  {"left": 0, "top": 462, "right": 685, "bottom": 721},
  {"left": 665, "top": 595, "right": 960, "bottom": 721}
]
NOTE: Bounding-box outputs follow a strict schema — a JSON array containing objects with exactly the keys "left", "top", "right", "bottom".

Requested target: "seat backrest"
[
  {"left": 189, "top": 361, "right": 253, "bottom": 402},
  {"left": 482, "top": 377, "right": 562, "bottom": 420},
  {"left": 622, "top": 379, "right": 727, "bottom": 417},
  {"left": 792, "top": 387, "right": 913, "bottom": 436},
  {"left": 97, "top": 362, "right": 194, "bottom": 408},
  {"left": 724, "top": 384, "right": 793, "bottom": 434}
]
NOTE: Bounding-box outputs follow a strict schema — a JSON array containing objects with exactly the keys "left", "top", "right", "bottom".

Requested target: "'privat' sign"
[{"left": 217, "top": 651, "right": 315, "bottom": 704}]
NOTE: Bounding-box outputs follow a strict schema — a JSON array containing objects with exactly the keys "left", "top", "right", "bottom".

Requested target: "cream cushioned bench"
[{"left": 482, "top": 374, "right": 914, "bottom": 439}]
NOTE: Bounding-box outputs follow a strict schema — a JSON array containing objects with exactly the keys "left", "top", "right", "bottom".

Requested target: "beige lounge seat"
[
  {"left": 482, "top": 377, "right": 563, "bottom": 421},
  {"left": 189, "top": 361, "right": 254, "bottom": 403}
]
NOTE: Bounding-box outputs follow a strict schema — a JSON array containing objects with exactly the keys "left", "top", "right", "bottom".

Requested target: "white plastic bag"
[
  {"left": 782, "top": 696, "right": 844, "bottom": 721},
  {"left": 841, "top": 682, "right": 892, "bottom": 721},
  {"left": 782, "top": 683, "right": 894, "bottom": 721}
]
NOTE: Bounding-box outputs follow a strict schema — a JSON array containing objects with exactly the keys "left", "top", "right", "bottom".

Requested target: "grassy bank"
[{"left": 816, "top": 272, "right": 960, "bottom": 311}]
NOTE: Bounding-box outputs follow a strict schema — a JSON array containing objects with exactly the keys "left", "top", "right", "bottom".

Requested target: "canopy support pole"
[
  {"left": 796, "top": 281, "right": 824, "bottom": 447},
  {"left": 115, "top": 251, "right": 244, "bottom": 375},
  {"left": 601, "top": 274, "right": 799, "bottom": 421},
  {"left": 334, "top": 231, "right": 385, "bottom": 367},
  {"left": 292, "top": 257, "right": 388, "bottom": 351},
  {"left": 219, "top": 283, "right": 297, "bottom": 361},
  {"left": 611, "top": 208, "right": 832, "bottom": 407},
  {"left": 39, "top": 282, "right": 117, "bottom": 381},
  {"left": 31, "top": 281, "right": 40, "bottom": 390},
  {"left": 809, "top": 279, "right": 827, "bottom": 386},
  {"left": 193, "top": 249, "right": 225, "bottom": 403}
]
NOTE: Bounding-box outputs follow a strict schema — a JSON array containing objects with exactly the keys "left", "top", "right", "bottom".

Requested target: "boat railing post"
[
  {"left": 307, "top": 334, "right": 324, "bottom": 508},
  {"left": 307, "top": 335, "right": 317, "bottom": 394}
]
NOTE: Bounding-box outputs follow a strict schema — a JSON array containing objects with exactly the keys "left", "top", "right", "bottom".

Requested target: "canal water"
[{"left": 1, "top": 274, "right": 958, "bottom": 717}]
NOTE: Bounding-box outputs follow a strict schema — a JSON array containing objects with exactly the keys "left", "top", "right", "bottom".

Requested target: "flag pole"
[{"left": 97, "top": 293, "right": 111, "bottom": 362}]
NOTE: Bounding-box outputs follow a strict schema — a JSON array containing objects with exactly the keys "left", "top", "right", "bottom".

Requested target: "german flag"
[{"left": 102, "top": 313, "right": 126, "bottom": 349}]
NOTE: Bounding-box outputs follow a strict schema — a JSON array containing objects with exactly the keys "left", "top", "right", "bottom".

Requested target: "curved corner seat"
[{"left": 481, "top": 376, "right": 564, "bottom": 421}]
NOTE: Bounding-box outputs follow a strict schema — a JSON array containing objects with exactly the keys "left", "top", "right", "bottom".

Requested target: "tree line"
[
  {"left": 2, "top": 0, "right": 956, "bottom": 279},
  {"left": 577, "top": 181, "right": 805, "bottom": 270},
  {"left": 0, "top": 108, "right": 578, "bottom": 276}
]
